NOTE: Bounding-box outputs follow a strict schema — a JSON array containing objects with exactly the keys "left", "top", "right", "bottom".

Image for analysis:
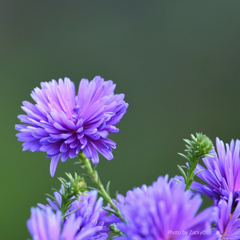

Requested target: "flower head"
[
  {"left": 215, "top": 194, "right": 240, "bottom": 240},
  {"left": 27, "top": 207, "right": 82, "bottom": 240},
  {"left": 38, "top": 190, "right": 109, "bottom": 239},
  {"left": 191, "top": 138, "right": 240, "bottom": 203},
  {"left": 112, "top": 175, "right": 216, "bottom": 240},
  {"left": 15, "top": 76, "right": 128, "bottom": 176}
]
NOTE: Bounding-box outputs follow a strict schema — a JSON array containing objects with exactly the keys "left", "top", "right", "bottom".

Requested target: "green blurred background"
[{"left": 1, "top": 1, "right": 240, "bottom": 238}]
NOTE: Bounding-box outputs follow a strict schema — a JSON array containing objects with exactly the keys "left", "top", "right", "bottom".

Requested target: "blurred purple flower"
[
  {"left": 15, "top": 76, "right": 128, "bottom": 176},
  {"left": 215, "top": 193, "right": 240, "bottom": 240},
  {"left": 110, "top": 175, "right": 217, "bottom": 240},
  {"left": 191, "top": 138, "right": 240, "bottom": 203},
  {"left": 38, "top": 190, "right": 109, "bottom": 239},
  {"left": 27, "top": 207, "right": 82, "bottom": 240}
]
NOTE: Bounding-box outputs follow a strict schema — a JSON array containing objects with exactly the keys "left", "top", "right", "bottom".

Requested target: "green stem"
[
  {"left": 185, "top": 158, "right": 198, "bottom": 190},
  {"left": 78, "top": 152, "right": 125, "bottom": 222},
  {"left": 179, "top": 133, "right": 214, "bottom": 191},
  {"left": 61, "top": 196, "right": 71, "bottom": 215}
]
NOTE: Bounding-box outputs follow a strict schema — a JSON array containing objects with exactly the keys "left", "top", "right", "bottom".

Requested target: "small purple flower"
[
  {"left": 111, "top": 175, "right": 217, "bottom": 240},
  {"left": 191, "top": 138, "right": 240, "bottom": 203},
  {"left": 38, "top": 190, "right": 109, "bottom": 239},
  {"left": 15, "top": 76, "right": 128, "bottom": 176},
  {"left": 27, "top": 207, "right": 82, "bottom": 240},
  {"left": 215, "top": 194, "right": 240, "bottom": 240}
]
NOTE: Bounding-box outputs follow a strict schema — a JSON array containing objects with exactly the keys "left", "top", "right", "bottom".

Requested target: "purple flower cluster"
[
  {"left": 16, "top": 77, "right": 240, "bottom": 239},
  {"left": 190, "top": 138, "right": 240, "bottom": 239},
  {"left": 113, "top": 176, "right": 217, "bottom": 240},
  {"left": 192, "top": 138, "right": 240, "bottom": 202},
  {"left": 28, "top": 190, "right": 109, "bottom": 240},
  {"left": 16, "top": 76, "right": 128, "bottom": 176}
]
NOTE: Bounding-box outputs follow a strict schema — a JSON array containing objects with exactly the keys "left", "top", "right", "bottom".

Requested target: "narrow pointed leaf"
[
  {"left": 177, "top": 165, "right": 187, "bottom": 181},
  {"left": 45, "top": 194, "right": 57, "bottom": 202},
  {"left": 173, "top": 178, "right": 182, "bottom": 183},
  {"left": 178, "top": 153, "right": 190, "bottom": 162},
  {"left": 193, "top": 169, "right": 205, "bottom": 177},
  {"left": 106, "top": 181, "right": 111, "bottom": 195},
  {"left": 63, "top": 208, "right": 79, "bottom": 219},
  {"left": 102, "top": 207, "right": 118, "bottom": 216}
]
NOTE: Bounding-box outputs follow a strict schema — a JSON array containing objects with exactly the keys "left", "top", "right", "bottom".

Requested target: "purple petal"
[{"left": 50, "top": 154, "right": 60, "bottom": 177}]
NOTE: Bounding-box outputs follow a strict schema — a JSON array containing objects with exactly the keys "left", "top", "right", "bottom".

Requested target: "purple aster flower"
[
  {"left": 38, "top": 190, "right": 109, "bottom": 239},
  {"left": 215, "top": 193, "right": 240, "bottom": 240},
  {"left": 15, "top": 76, "right": 128, "bottom": 176},
  {"left": 191, "top": 138, "right": 240, "bottom": 202},
  {"left": 27, "top": 207, "right": 82, "bottom": 240},
  {"left": 110, "top": 175, "right": 217, "bottom": 240}
]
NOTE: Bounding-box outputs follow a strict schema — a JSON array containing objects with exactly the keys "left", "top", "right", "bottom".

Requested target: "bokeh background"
[{"left": 1, "top": 1, "right": 240, "bottom": 238}]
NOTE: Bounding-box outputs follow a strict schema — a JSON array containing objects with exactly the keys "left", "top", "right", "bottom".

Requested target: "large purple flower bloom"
[
  {"left": 38, "top": 190, "right": 109, "bottom": 239},
  {"left": 215, "top": 193, "right": 240, "bottom": 240},
  {"left": 112, "top": 176, "right": 217, "bottom": 240},
  {"left": 191, "top": 138, "right": 240, "bottom": 202},
  {"left": 15, "top": 76, "right": 128, "bottom": 176}
]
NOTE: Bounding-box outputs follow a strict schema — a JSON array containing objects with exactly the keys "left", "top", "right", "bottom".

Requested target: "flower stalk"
[
  {"left": 78, "top": 152, "right": 125, "bottom": 222},
  {"left": 178, "top": 133, "right": 213, "bottom": 190}
]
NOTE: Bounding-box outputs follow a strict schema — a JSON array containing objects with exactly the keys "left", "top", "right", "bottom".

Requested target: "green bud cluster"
[
  {"left": 109, "top": 223, "right": 124, "bottom": 236},
  {"left": 59, "top": 172, "right": 87, "bottom": 197},
  {"left": 47, "top": 173, "right": 87, "bottom": 220},
  {"left": 183, "top": 133, "right": 213, "bottom": 161},
  {"left": 178, "top": 133, "right": 214, "bottom": 190}
]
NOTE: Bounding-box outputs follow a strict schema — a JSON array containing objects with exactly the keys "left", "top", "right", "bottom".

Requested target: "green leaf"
[
  {"left": 115, "top": 191, "right": 119, "bottom": 210},
  {"left": 106, "top": 181, "right": 111, "bottom": 195},
  {"left": 173, "top": 178, "right": 182, "bottom": 183},
  {"left": 180, "top": 165, "right": 188, "bottom": 169},
  {"left": 193, "top": 169, "right": 205, "bottom": 177},
  {"left": 67, "top": 199, "right": 76, "bottom": 205},
  {"left": 87, "top": 186, "right": 98, "bottom": 191},
  {"left": 73, "top": 161, "right": 81, "bottom": 165},
  {"left": 45, "top": 193, "right": 56, "bottom": 202},
  {"left": 52, "top": 188, "right": 59, "bottom": 192},
  {"left": 45, "top": 193, "right": 61, "bottom": 209},
  {"left": 58, "top": 178, "right": 67, "bottom": 186},
  {"left": 102, "top": 207, "right": 117, "bottom": 216},
  {"left": 81, "top": 173, "right": 92, "bottom": 179},
  {"left": 63, "top": 208, "right": 79, "bottom": 219},
  {"left": 177, "top": 165, "right": 187, "bottom": 181},
  {"left": 183, "top": 139, "right": 191, "bottom": 145},
  {"left": 97, "top": 190, "right": 107, "bottom": 200},
  {"left": 178, "top": 153, "right": 190, "bottom": 162}
]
